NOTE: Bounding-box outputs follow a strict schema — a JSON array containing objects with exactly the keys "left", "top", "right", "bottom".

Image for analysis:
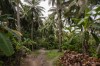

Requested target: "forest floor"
[{"left": 20, "top": 49, "right": 62, "bottom": 66}]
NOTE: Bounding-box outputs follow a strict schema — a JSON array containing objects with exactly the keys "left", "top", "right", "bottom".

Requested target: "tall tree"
[
  {"left": 22, "top": 0, "right": 44, "bottom": 40},
  {"left": 16, "top": 0, "right": 21, "bottom": 41},
  {"left": 49, "top": 0, "right": 63, "bottom": 51}
]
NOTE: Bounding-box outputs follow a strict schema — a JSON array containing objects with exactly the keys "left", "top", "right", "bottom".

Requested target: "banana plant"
[
  {"left": 0, "top": 14, "right": 22, "bottom": 56},
  {"left": 73, "top": 6, "right": 100, "bottom": 54},
  {"left": 0, "top": 25, "right": 23, "bottom": 56},
  {"left": 0, "top": 32, "right": 14, "bottom": 56}
]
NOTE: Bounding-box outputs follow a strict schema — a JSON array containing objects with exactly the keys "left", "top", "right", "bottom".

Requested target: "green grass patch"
[{"left": 46, "top": 50, "right": 63, "bottom": 60}]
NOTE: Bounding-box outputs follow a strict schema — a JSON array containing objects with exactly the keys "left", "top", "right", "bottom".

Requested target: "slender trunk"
[
  {"left": 82, "top": 31, "right": 89, "bottom": 55},
  {"left": 31, "top": 9, "right": 34, "bottom": 51},
  {"left": 31, "top": 21, "right": 33, "bottom": 40},
  {"left": 58, "top": 9, "right": 62, "bottom": 52},
  {"left": 16, "top": 1, "right": 21, "bottom": 66},
  {"left": 96, "top": 44, "right": 100, "bottom": 58},
  {"left": 17, "top": 0, "right": 21, "bottom": 41},
  {"left": 83, "top": 39, "right": 89, "bottom": 54}
]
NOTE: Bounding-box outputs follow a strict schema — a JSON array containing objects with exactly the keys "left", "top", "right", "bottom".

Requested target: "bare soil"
[{"left": 20, "top": 49, "right": 54, "bottom": 66}]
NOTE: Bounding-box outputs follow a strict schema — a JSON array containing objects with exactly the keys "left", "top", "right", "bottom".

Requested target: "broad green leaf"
[
  {"left": 96, "top": 18, "right": 100, "bottom": 20},
  {"left": 0, "top": 61, "right": 3, "bottom": 66},
  {"left": 95, "top": 5, "right": 100, "bottom": 12},
  {"left": 78, "top": 16, "right": 89, "bottom": 26},
  {"left": 92, "top": 23, "right": 100, "bottom": 30},
  {"left": 91, "top": 32, "right": 100, "bottom": 45},
  {"left": 72, "top": 18, "right": 80, "bottom": 23},
  {"left": 78, "top": 18, "right": 84, "bottom": 25},
  {"left": 85, "top": 8, "right": 91, "bottom": 16},
  {"left": 4, "top": 27, "right": 22, "bottom": 39},
  {"left": 0, "top": 33, "right": 14, "bottom": 56},
  {"left": 67, "top": 35, "right": 75, "bottom": 44}
]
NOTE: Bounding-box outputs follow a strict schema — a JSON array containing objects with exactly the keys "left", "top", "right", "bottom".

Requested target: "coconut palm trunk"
[
  {"left": 15, "top": 0, "right": 21, "bottom": 66},
  {"left": 58, "top": 8, "right": 62, "bottom": 52},
  {"left": 49, "top": 0, "right": 63, "bottom": 51},
  {"left": 31, "top": 21, "right": 34, "bottom": 40},
  {"left": 17, "top": 0, "right": 21, "bottom": 41}
]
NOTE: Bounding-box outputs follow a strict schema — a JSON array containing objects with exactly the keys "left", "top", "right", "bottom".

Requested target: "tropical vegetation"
[{"left": 0, "top": 0, "right": 100, "bottom": 66}]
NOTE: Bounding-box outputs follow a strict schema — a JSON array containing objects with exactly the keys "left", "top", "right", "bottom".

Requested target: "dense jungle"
[{"left": 0, "top": 0, "right": 100, "bottom": 66}]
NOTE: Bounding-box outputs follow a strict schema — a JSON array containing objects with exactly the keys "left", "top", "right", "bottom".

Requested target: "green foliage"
[
  {"left": 0, "top": 33, "right": 14, "bottom": 56},
  {"left": 13, "top": 38, "right": 34, "bottom": 52},
  {"left": 0, "top": 14, "right": 14, "bottom": 21},
  {"left": 4, "top": 27, "right": 22, "bottom": 40},
  {"left": 0, "top": 0, "right": 100, "bottom": 66},
  {"left": 37, "top": 37, "right": 58, "bottom": 49},
  {"left": 62, "top": 34, "right": 82, "bottom": 52},
  {"left": 46, "top": 50, "right": 62, "bottom": 60},
  {"left": 0, "top": 61, "right": 3, "bottom": 66},
  {"left": 36, "top": 18, "right": 58, "bottom": 49},
  {"left": 91, "top": 32, "right": 100, "bottom": 45}
]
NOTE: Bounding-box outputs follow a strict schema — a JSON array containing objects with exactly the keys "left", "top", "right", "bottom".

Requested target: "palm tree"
[
  {"left": 21, "top": 0, "right": 44, "bottom": 40},
  {"left": 49, "top": 0, "right": 63, "bottom": 51},
  {"left": 48, "top": 0, "right": 81, "bottom": 51}
]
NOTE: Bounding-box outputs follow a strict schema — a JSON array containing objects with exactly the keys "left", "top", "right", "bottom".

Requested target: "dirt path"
[{"left": 20, "top": 49, "right": 54, "bottom": 66}]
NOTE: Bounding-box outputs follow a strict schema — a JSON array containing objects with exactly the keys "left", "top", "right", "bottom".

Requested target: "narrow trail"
[{"left": 20, "top": 49, "right": 57, "bottom": 66}]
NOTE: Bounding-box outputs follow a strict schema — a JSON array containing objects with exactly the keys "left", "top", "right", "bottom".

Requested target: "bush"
[
  {"left": 36, "top": 37, "right": 58, "bottom": 49},
  {"left": 62, "top": 34, "right": 82, "bottom": 52}
]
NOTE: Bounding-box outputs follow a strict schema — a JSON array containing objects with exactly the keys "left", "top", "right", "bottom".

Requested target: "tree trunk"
[
  {"left": 83, "top": 39, "right": 89, "bottom": 55},
  {"left": 58, "top": 9, "right": 62, "bottom": 52},
  {"left": 96, "top": 44, "right": 100, "bottom": 58},
  {"left": 17, "top": 0, "right": 21, "bottom": 41},
  {"left": 82, "top": 31, "right": 89, "bottom": 55},
  {"left": 31, "top": 21, "right": 33, "bottom": 40}
]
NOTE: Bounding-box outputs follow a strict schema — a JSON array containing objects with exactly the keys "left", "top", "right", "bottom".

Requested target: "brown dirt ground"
[{"left": 20, "top": 49, "right": 52, "bottom": 66}]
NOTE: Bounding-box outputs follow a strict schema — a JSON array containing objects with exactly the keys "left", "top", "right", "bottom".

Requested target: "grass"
[
  {"left": 32, "top": 49, "right": 63, "bottom": 60},
  {"left": 31, "top": 49, "right": 63, "bottom": 66},
  {"left": 46, "top": 50, "right": 63, "bottom": 60},
  {"left": 46, "top": 50, "right": 63, "bottom": 66}
]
